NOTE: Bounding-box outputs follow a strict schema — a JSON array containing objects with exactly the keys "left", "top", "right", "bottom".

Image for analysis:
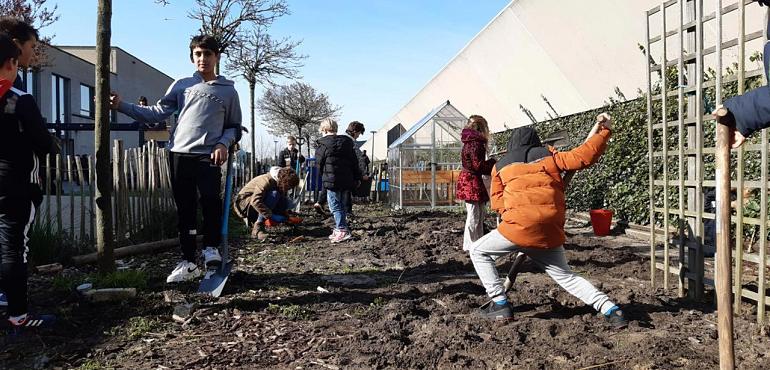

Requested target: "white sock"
[{"left": 9, "top": 313, "right": 28, "bottom": 325}]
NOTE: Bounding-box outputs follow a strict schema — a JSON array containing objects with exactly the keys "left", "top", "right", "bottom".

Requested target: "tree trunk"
[
  {"left": 249, "top": 82, "right": 256, "bottom": 175},
  {"left": 95, "top": 0, "right": 115, "bottom": 273}
]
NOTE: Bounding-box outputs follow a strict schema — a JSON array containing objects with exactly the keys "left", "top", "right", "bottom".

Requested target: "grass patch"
[
  {"left": 108, "top": 316, "right": 160, "bottom": 340},
  {"left": 370, "top": 296, "right": 386, "bottom": 308},
  {"left": 75, "top": 359, "right": 106, "bottom": 370},
  {"left": 266, "top": 303, "right": 313, "bottom": 320},
  {"left": 51, "top": 270, "right": 148, "bottom": 292}
]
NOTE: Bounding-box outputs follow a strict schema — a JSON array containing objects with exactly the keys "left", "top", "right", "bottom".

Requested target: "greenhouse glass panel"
[{"left": 388, "top": 101, "right": 466, "bottom": 209}]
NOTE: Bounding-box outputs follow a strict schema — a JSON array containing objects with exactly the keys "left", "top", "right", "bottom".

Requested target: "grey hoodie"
[{"left": 118, "top": 72, "right": 241, "bottom": 154}]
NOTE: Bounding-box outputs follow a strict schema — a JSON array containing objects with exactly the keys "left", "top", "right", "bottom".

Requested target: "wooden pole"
[
  {"left": 94, "top": 0, "right": 115, "bottom": 273},
  {"left": 715, "top": 108, "right": 736, "bottom": 370}
]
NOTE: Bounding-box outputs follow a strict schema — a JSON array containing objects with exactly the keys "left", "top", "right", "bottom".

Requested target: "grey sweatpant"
[
  {"left": 463, "top": 201, "right": 486, "bottom": 251},
  {"left": 469, "top": 229, "right": 616, "bottom": 315}
]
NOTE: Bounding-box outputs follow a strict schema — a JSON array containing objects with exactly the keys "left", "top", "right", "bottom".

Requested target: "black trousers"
[
  {"left": 0, "top": 179, "right": 39, "bottom": 317},
  {"left": 169, "top": 153, "right": 223, "bottom": 263}
]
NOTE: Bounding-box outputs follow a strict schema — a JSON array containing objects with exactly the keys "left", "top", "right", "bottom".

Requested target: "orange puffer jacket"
[{"left": 490, "top": 128, "right": 611, "bottom": 248}]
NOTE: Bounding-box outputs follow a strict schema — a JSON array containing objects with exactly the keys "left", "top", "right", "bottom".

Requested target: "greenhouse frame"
[{"left": 387, "top": 101, "right": 467, "bottom": 209}]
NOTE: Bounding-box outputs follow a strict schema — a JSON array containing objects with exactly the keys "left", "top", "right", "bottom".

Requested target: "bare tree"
[
  {"left": 257, "top": 82, "right": 340, "bottom": 153},
  {"left": 226, "top": 27, "right": 304, "bottom": 173},
  {"left": 188, "top": 0, "right": 288, "bottom": 71},
  {"left": 0, "top": 0, "right": 59, "bottom": 67},
  {"left": 94, "top": 0, "right": 114, "bottom": 273}
]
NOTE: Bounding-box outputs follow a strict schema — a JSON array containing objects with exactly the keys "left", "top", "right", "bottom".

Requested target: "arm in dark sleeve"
[
  {"left": 17, "top": 95, "right": 57, "bottom": 156},
  {"left": 350, "top": 145, "right": 362, "bottom": 180},
  {"left": 724, "top": 85, "right": 770, "bottom": 138}
]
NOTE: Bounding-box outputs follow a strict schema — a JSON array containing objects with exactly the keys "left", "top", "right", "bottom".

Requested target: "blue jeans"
[
  {"left": 327, "top": 190, "right": 350, "bottom": 231},
  {"left": 257, "top": 190, "right": 290, "bottom": 223}
]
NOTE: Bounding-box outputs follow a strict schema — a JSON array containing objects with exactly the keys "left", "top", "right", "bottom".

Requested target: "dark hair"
[
  {"left": 0, "top": 32, "right": 21, "bottom": 67},
  {"left": 276, "top": 168, "right": 299, "bottom": 193},
  {"left": 189, "top": 35, "right": 220, "bottom": 61},
  {"left": 138, "top": 96, "right": 148, "bottom": 105},
  {"left": 346, "top": 121, "right": 365, "bottom": 136},
  {"left": 0, "top": 17, "right": 39, "bottom": 43}
]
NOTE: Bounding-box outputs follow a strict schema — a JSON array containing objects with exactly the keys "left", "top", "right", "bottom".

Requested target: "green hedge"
[{"left": 492, "top": 61, "right": 765, "bottom": 226}]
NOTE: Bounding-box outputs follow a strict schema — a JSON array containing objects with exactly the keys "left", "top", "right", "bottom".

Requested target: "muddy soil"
[{"left": 2, "top": 205, "right": 770, "bottom": 369}]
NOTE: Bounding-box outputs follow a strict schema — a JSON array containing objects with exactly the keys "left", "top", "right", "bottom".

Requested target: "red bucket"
[{"left": 589, "top": 209, "right": 613, "bottom": 236}]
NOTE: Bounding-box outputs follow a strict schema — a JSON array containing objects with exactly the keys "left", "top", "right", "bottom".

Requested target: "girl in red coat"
[{"left": 456, "top": 115, "right": 496, "bottom": 251}]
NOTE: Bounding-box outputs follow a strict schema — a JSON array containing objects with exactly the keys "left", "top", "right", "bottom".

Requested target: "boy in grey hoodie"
[{"left": 110, "top": 35, "right": 241, "bottom": 283}]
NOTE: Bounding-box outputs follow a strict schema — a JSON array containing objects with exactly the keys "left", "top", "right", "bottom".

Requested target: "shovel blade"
[{"left": 198, "top": 261, "right": 232, "bottom": 297}]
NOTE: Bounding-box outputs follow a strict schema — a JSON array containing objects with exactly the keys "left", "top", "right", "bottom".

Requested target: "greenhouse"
[{"left": 387, "top": 101, "right": 466, "bottom": 209}]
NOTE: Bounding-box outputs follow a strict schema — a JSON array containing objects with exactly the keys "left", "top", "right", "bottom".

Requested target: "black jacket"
[
  {"left": 315, "top": 134, "right": 361, "bottom": 191},
  {"left": 279, "top": 147, "right": 305, "bottom": 170},
  {"left": 0, "top": 87, "right": 58, "bottom": 194}
]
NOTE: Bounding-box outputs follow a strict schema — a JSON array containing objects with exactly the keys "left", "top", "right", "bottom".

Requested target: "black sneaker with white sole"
[
  {"left": 478, "top": 301, "right": 514, "bottom": 321},
  {"left": 604, "top": 308, "right": 628, "bottom": 329}
]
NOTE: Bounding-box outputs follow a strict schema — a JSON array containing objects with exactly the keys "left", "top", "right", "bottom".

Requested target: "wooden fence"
[
  {"left": 34, "top": 140, "right": 254, "bottom": 257},
  {"left": 645, "top": 0, "right": 769, "bottom": 324}
]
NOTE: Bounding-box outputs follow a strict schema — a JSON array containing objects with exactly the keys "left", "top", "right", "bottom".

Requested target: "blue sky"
[{"left": 49, "top": 0, "right": 509, "bottom": 154}]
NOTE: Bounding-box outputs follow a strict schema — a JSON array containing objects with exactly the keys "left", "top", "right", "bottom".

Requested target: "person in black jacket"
[
  {"left": 315, "top": 118, "right": 361, "bottom": 243},
  {"left": 0, "top": 31, "right": 58, "bottom": 330},
  {"left": 279, "top": 136, "right": 305, "bottom": 173}
]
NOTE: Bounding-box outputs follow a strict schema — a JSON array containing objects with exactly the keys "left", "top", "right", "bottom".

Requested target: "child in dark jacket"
[
  {"left": 0, "top": 31, "right": 59, "bottom": 330},
  {"left": 456, "top": 115, "right": 496, "bottom": 251},
  {"left": 315, "top": 118, "right": 361, "bottom": 243}
]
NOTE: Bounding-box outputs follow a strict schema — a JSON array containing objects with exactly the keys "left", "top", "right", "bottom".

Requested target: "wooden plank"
[
  {"left": 88, "top": 156, "right": 95, "bottom": 242},
  {"left": 67, "top": 155, "right": 75, "bottom": 243},
  {"left": 76, "top": 157, "right": 86, "bottom": 243}
]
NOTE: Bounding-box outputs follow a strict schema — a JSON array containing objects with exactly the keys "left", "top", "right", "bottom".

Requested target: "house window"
[
  {"left": 80, "top": 84, "right": 94, "bottom": 118},
  {"left": 21, "top": 69, "right": 38, "bottom": 99},
  {"left": 50, "top": 74, "right": 70, "bottom": 123}
]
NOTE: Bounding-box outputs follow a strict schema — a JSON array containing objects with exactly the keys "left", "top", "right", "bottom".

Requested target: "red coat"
[{"left": 456, "top": 128, "right": 496, "bottom": 202}]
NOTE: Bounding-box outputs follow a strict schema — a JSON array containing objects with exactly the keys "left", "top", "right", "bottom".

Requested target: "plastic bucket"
[{"left": 589, "top": 209, "right": 613, "bottom": 236}]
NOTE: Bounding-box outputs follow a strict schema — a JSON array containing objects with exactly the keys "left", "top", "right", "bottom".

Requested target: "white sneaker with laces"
[
  {"left": 202, "top": 247, "right": 222, "bottom": 268},
  {"left": 328, "top": 228, "right": 340, "bottom": 240},
  {"left": 166, "top": 261, "right": 202, "bottom": 283},
  {"left": 331, "top": 230, "right": 352, "bottom": 243}
]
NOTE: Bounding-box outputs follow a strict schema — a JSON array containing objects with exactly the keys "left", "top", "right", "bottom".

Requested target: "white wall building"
[{"left": 367, "top": 0, "right": 765, "bottom": 161}]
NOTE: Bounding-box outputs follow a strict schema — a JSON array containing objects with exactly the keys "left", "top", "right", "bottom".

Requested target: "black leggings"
[
  {"left": 169, "top": 153, "right": 223, "bottom": 262},
  {"left": 0, "top": 189, "right": 36, "bottom": 317}
]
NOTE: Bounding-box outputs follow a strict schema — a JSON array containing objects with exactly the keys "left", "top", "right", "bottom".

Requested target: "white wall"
[{"left": 367, "top": 0, "right": 765, "bottom": 161}]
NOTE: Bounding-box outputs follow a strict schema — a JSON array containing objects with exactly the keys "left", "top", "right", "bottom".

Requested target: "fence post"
[
  {"left": 55, "top": 154, "right": 63, "bottom": 245},
  {"left": 45, "top": 154, "right": 51, "bottom": 224},
  {"left": 88, "top": 156, "right": 95, "bottom": 242},
  {"left": 67, "top": 155, "right": 75, "bottom": 244},
  {"left": 113, "top": 139, "right": 125, "bottom": 244},
  {"left": 76, "top": 157, "right": 86, "bottom": 243}
]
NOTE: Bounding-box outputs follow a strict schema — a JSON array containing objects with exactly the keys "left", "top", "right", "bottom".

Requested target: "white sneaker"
[
  {"left": 202, "top": 247, "right": 222, "bottom": 268},
  {"left": 166, "top": 261, "right": 202, "bottom": 283},
  {"left": 330, "top": 230, "right": 352, "bottom": 244},
  {"left": 328, "top": 228, "right": 340, "bottom": 240}
]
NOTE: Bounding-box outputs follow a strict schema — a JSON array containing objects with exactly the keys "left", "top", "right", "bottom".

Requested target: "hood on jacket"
[
  {"left": 496, "top": 126, "right": 551, "bottom": 169},
  {"left": 317, "top": 134, "right": 351, "bottom": 151},
  {"left": 461, "top": 128, "right": 488, "bottom": 144},
  {"left": 269, "top": 166, "right": 281, "bottom": 181}
]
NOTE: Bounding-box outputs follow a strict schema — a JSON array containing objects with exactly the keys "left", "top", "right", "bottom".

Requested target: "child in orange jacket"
[{"left": 469, "top": 113, "right": 627, "bottom": 329}]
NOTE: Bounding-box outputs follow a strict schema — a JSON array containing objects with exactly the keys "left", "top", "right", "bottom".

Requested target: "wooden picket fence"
[{"left": 34, "top": 139, "right": 254, "bottom": 258}]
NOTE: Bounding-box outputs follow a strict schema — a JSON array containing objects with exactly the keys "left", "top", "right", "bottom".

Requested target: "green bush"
[{"left": 492, "top": 60, "right": 765, "bottom": 225}]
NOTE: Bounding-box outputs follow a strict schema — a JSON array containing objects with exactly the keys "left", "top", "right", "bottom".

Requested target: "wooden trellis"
[{"left": 646, "top": 0, "right": 769, "bottom": 324}]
